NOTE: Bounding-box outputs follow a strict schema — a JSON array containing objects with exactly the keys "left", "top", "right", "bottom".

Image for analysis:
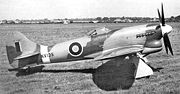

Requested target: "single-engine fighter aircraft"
[{"left": 6, "top": 4, "right": 173, "bottom": 84}]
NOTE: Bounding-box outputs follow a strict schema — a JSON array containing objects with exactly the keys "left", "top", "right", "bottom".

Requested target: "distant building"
[
  {"left": 151, "top": 17, "right": 159, "bottom": 22},
  {"left": 125, "top": 19, "right": 133, "bottom": 23},
  {"left": 63, "top": 19, "right": 70, "bottom": 24},
  {"left": 14, "top": 19, "right": 22, "bottom": 24},
  {"left": 38, "top": 19, "right": 51, "bottom": 24},
  {"left": 114, "top": 18, "right": 123, "bottom": 23},
  {"left": 21, "top": 20, "right": 32, "bottom": 24},
  {"left": 51, "top": 19, "right": 63, "bottom": 24},
  {"left": 7, "top": 20, "right": 15, "bottom": 24},
  {"left": 1, "top": 20, "right": 7, "bottom": 24},
  {"left": 31, "top": 20, "right": 39, "bottom": 24},
  {"left": 72, "top": 19, "right": 92, "bottom": 23},
  {"left": 114, "top": 18, "right": 133, "bottom": 23},
  {"left": 91, "top": 20, "right": 99, "bottom": 23}
]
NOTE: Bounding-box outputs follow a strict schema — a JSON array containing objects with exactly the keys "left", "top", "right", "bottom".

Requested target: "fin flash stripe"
[
  {"left": 40, "top": 45, "right": 50, "bottom": 63},
  {"left": 15, "top": 41, "right": 21, "bottom": 52}
]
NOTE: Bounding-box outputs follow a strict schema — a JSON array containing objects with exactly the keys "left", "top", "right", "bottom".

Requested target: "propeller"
[{"left": 158, "top": 3, "right": 173, "bottom": 55}]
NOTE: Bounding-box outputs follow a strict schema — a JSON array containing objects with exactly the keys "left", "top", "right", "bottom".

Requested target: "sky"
[{"left": 0, "top": 0, "right": 179, "bottom": 20}]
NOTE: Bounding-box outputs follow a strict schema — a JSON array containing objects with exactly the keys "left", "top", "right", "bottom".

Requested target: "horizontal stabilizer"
[
  {"left": 6, "top": 31, "right": 42, "bottom": 69},
  {"left": 15, "top": 52, "right": 40, "bottom": 60}
]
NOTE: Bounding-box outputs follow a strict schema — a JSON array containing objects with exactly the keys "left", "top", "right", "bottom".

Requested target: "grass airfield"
[{"left": 0, "top": 23, "right": 180, "bottom": 94}]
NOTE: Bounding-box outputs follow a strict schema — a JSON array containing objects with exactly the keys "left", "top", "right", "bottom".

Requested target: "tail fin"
[{"left": 6, "top": 31, "right": 41, "bottom": 69}]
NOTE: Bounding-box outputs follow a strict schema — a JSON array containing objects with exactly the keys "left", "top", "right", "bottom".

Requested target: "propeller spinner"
[{"left": 158, "top": 4, "right": 173, "bottom": 55}]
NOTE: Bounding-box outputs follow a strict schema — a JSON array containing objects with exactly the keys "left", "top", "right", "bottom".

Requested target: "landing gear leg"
[{"left": 26, "top": 66, "right": 31, "bottom": 73}]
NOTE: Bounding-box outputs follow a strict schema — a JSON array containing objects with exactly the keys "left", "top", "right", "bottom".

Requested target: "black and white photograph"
[{"left": 0, "top": 0, "right": 180, "bottom": 93}]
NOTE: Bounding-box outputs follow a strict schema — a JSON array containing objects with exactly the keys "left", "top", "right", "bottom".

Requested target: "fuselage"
[{"left": 40, "top": 24, "right": 163, "bottom": 64}]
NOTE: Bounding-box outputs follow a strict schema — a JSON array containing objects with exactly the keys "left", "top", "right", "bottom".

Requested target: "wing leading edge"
[{"left": 94, "top": 46, "right": 143, "bottom": 61}]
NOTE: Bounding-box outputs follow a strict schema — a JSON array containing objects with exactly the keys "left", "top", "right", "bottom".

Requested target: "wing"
[
  {"left": 94, "top": 46, "right": 143, "bottom": 61},
  {"left": 94, "top": 45, "right": 153, "bottom": 78},
  {"left": 92, "top": 54, "right": 153, "bottom": 90}
]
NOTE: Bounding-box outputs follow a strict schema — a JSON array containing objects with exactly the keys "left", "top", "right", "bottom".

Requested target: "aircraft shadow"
[
  {"left": 14, "top": 65, "right": 96, "bottom": 76},
  {"left": 11, "top": 58, "right": 164, "bottom": 91},
  {"left": 148, "top": 64, "right": 164, "bottom": 72}
]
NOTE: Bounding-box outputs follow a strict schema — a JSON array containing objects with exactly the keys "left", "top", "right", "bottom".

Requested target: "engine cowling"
[{"left": 142, "top": 40, "right": 162, "bottom": 54}]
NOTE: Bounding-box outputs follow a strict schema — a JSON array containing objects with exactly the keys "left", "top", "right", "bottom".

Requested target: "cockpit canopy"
[{"left": 87, "top": 27, "right": 111, "bottom": 36}]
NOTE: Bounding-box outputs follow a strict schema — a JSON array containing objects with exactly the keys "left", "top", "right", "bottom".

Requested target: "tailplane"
[{"left": 6, "top": 31, "right": 42, "bottom": 69}]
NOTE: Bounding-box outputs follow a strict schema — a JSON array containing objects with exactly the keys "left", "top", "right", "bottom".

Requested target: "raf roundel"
[{"left": 69, "top": 42, "right": 83, "bottom": 57}]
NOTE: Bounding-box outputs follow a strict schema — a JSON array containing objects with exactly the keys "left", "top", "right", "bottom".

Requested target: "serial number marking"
[{"left": 41, "top": 52, "right": 54, "bottom": 58}]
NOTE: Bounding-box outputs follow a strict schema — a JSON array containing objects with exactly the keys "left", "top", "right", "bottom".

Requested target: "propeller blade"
[
  {"left": 164, "top": 33, "right": 173, "bottom": 55},
  {"left": 163, "top": 34, "right": 169, "bottom": 54},
  {"left": 158, "top": 3, "right": 173, "bottom": 55},
  {"left": 157, "top": 9, "right": 162, "bottom": 23},
  {"left": 161, "top": 3, "right": 165, "bottom": 26},
  {"left": 164, "top": 33, "right": 174, "bottom": 55}
]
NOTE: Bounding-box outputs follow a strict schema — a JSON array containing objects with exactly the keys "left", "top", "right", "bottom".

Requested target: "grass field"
[{"left": 1, "top": 23, "right": 180, "bottom": 94}]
